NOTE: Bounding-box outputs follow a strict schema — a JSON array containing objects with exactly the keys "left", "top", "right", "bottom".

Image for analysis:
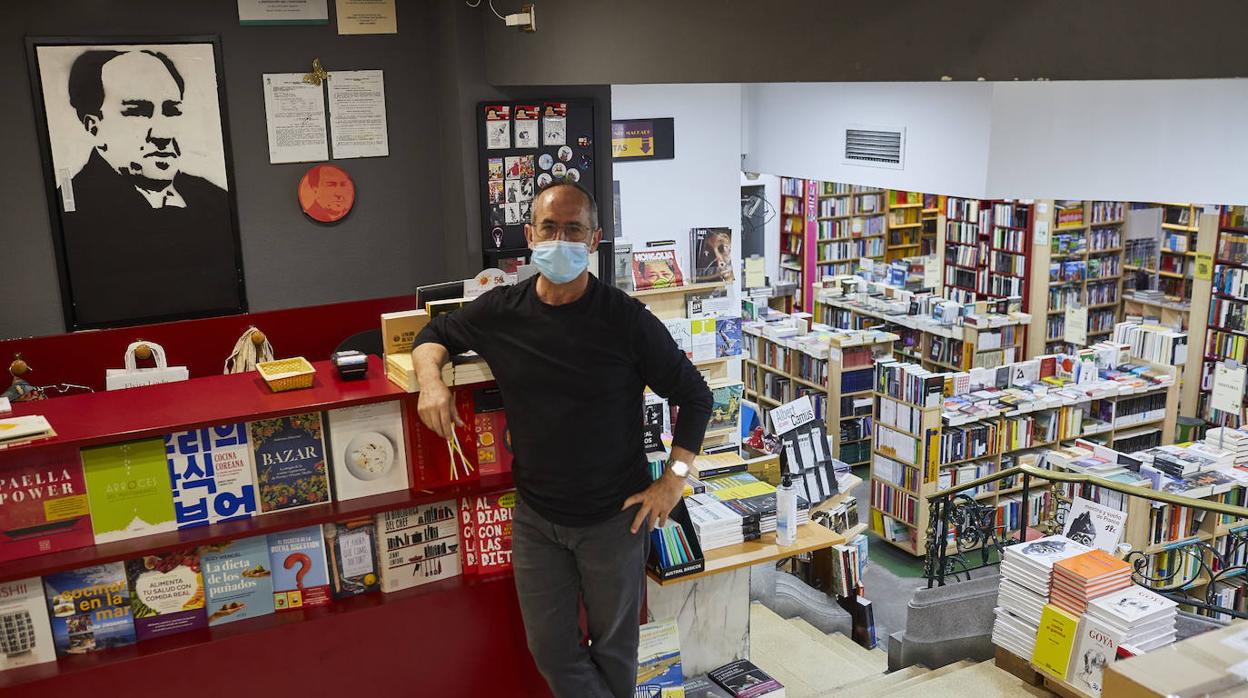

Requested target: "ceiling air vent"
[{"left": 844, "top": 127, "right": 905, "bottom": 169}]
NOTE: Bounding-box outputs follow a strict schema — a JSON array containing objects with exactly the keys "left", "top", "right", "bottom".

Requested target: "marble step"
[
  {"left": 889, "top": 660, "right": 1052, "bottom": 698},
  {"left": 829, "top": 665, "right": 929, "bottom": 697},
  {"left": 749, "top": 602, "right": 883, "bottom": 696},
  {"left": 786, "top": 617, "right": 888, "bottom": 674},
  {"left": 883, "top": 660, "right": 976, "bottom": 693}
]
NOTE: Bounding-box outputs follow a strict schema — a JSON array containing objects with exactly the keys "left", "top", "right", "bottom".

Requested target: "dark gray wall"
[
  {"left": 484, "top": 0, "right": 1248, "bottom": 85},
  {"left": 1, "top": 0, "right": 449, "bottom": 339}
]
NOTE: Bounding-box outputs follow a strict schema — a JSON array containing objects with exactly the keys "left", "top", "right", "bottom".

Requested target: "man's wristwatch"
[{"left": 668, "top": 460, "right": 691, "bottom": 478}]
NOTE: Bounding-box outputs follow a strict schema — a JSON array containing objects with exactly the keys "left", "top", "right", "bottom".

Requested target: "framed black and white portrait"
[{"left": 26, "top": 36, "right": 246, "bottom": 330}]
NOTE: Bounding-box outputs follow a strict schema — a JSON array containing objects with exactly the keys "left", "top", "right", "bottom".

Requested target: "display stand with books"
[
  {"left": 0, "top": 357, "right": 540, "bottom": 696},
  {"left": 812, "top": 182, "right": 886, "bottom": 284},
  {"left": 885, "top": 189, "right": 925, "bottom": 262},
  {"left": 1198, "top": 207, "right": 1248, "bottom": 427},
  {"left": 779, "top": 177, "right": 808, "bottom": 310}
]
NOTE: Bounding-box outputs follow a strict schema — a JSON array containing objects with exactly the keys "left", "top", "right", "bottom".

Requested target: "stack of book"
[
  {"left": 385, "top": 352, "right": 493, "bottom": 392},
  {"left": 685, "top": 492, "right": 746, "bottom": 551},
  {"left": 0, "top": 414, "right": 56, "bottom": 449},
  {"left": 1206, "top": 426, "right": 1248, "bottom": 466},
  {"left": 1050, "top": 550, "right": 1132, "bottom": 616},
  {"left": 702, "top": 472, "right": 810, "bottom": 537},
  {"left": 1086, "top": 585, "right": 1179, "bottom": 653},
  {"left": 992, "top": 536, "right": 1092, "bottom": 659}
]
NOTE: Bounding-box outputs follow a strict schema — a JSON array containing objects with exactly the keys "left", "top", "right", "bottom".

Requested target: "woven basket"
[{"left": 256, "top": 357, "right": 315, "bottom": 392}]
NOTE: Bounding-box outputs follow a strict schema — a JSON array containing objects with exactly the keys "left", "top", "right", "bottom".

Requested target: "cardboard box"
[{"left": 1102, "top": 621, "right": 1248, "bottom": 697}]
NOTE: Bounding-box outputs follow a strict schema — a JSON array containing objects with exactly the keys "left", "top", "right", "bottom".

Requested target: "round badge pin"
[
  {"left": 538, "top": 153, "right": 554, "bottom": 171},
  {"left": 566, "top": 168, "right": 580, "bottom": 182},
  {"left": 557, "top": 145, "right": 573, "bottom": 162},
  {"left": 537, "top": 172, "right": 553, "bottom": 188},
  {"left": 552, "top": 162, "right": 567, "bottom": 179}
]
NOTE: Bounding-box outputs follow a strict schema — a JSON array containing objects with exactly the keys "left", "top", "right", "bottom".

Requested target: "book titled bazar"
[
  {"left": 249, "top": 414, "right": 330, "bottom": 513},
  {"left": 709, "top": 659, "right": 785, "bottom": 698}
]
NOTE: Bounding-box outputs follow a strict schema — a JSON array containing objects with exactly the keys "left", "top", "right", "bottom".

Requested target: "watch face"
[{"left": 671, "top": 461, "right": 689, "bottom": 477}]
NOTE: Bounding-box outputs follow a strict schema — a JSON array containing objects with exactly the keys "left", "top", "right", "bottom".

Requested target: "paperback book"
[
  {"left": 0, "top": 576, "right": 56, "bottom": 671},
  {"left": 633, "top": 249, "right": 684, "bottom": 290},
  {"left": 268, "top": 525, "right": 332, "bottom": 611},
  {"left": 1062, "top": 497, "right": 1127, "bottom": 553},
  {"left": 324, "top": 517, "right": 381, "bottom": 598},
  {"left": 81, "top": 438, "right": 177, "bottom": 544},
  {"left": 636, "top": 618, "right": 684, "bottom": 697},
  {"left": 1032, "top": 603, "right": 1080, "bottom": 680},
  {"left": 375, "top": 500, "right": 462, "bottom": 593},
  {"left": 708, "top": 382, "right": 744, "bottom": 433},
  {"left": 249, "top": 413, "right": 330, "bottom": 513},
  {"left": 200, "top": 536, "right": 274, "bottom": 626},
  {"left": 0, "top": 446, "right": 93, "bottom": 562},
  {"left": 1068, "top": 615, "right": 1122, "bottom": 696},
  {"left": 42, "top": 562, "right": 135, "bottom": 656},
  {"left": 708, "top": 659, "right": 786, "bottom": 697},
  {"left": 690, "top": 227, "right": 734, "bottom": 284},
  {"left": 326, "top": 402, "right": 410, "bottom": 501},
  {"left": 125, "top": 550, "right": 207, "bottom": 641},
  {"left": 472, "top": 386, "right": 513, "bottom": 477},
  {"left": 165, "top": 423, "right": 258, "bottom": 528},
  {"left": 472, "top": 491, "right": 515, "bottom": 573}
]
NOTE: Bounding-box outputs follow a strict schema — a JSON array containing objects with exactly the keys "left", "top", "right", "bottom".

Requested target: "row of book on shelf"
[
  {"left": 0, "top": 399, "right": 516, "bottom": 565},
  {"left": 0, "top": 493, "right": 512, "bottom": 671}
]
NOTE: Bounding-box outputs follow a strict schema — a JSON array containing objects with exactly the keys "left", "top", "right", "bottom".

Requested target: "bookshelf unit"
[
  {"left": 780, "top": 176, "right": 807, "bottom": 309},
  {"left": 1157, "top": 203, "right": 1202, "bottom": 302},
  {"left": 921, "top": 194, "right": 941, "bottom": 257},
  {"left": 814, "top": 181, "right": 886, "bottom": 283},
  {"left": 885, "top": 190, "right": 925, "bottom": 262},
  {"left": 940, "top": 196, "right": 984, "bottom": 304},
  {"left": 1025, "top": 201, "right": 1127, "bottom": 357},
  {"left": 1199, "top": 212, "right": 1248, "bottom": 427},
  {"left": 870, "top": 354, "right": 1180, "bottom": 557},
  {"left": 742, "top": 326, "right": 897, "bottom": 467},
  {"left": 939, "top": 199, "right": 1035, "bottom": 314}
]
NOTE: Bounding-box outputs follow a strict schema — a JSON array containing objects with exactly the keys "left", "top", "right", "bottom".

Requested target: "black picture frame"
[{"left": 25, "top": 35, "right": 247, "bottom": 331}]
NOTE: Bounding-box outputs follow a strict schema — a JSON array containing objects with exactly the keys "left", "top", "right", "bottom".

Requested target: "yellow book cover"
[{"left": 1031, "top": 603, "right": 1080, "bottom": 680}]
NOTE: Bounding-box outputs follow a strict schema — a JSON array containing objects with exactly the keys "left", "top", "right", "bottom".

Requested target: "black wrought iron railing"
[{"left": 923, "top": 464, "right": 1248, "bottom": 619}]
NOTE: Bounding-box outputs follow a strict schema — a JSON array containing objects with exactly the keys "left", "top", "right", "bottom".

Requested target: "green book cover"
[{"left": 82, "top": 438, "right": 177, "bottom": 544}]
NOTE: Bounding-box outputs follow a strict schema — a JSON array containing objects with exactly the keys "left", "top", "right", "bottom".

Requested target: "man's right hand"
[{"left": 417, "top": 378, "right": 463, "bottom": 439}]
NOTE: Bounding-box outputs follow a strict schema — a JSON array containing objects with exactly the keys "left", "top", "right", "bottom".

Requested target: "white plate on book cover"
[{"left": 344, "top": 431, "right": 395, "bottom": 481}]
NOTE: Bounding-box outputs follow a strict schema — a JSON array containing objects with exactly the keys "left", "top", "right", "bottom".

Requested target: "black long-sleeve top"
[{"left": 414, "top": 275, "right": 713, "bottom": 526}]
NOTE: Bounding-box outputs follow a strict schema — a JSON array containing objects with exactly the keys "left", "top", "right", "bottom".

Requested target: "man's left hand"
[{"left": 622, "top": 471, "right": 686, "bottom": 534}]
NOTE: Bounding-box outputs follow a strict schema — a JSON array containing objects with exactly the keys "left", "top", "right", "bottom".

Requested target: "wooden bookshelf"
[
  {"left": 885, "top": 189, "right": 925, "bottom": 262},
  {"left": 938, "top": 196, "right": 984, "bottom": 304},
  {"left": 742, "top": 326, "right": 897, "bottom": 466},
  {"left": 921, "top": 194, "right": 941, "bottom": 257},
  {"left": 813, "top": 181, "right": 886, "bottom": 286},
  {"left": 780, "top": 176, "right": 808, "bottom": 309},
  {"left": 1198, "top": 213, "right": 1248, "bottom": 427},
  {"left": 1025, "top": 201, "right": 1128, "bottom": 357}
]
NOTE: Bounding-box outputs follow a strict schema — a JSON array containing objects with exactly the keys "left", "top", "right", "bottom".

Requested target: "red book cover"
[
  {"left": 472, "top": 386, "right": 512, "bottom": 477},
  {"left": 411, "top": 388, "right": 478, "bottom": 488},
  {"left": 459, "top": 497, "right": 478, "bottom": 575},
  {"left": 473, "top": 491, "right": 515, "bottom": 574},
  {"left": 0, "top": 447, "right": 93, "bottom": 562}
]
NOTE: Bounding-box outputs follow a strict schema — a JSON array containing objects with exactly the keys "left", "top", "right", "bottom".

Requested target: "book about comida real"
[
  {"left": 268, "top": 525, "right": 332, "bottom": 611},
  {"left": 125, "top": 550, "right": 207, "bottom": 641},
  {"left": 376, "top": 500, "right": 461, "bottom": 593},
  {"left": 165, "top": 424, "right": 258, "bottom": 529},
  {"left": 324, "top": 517, "right": 381, "bottom": 598},
  {"left": 0, "top": 576, "right": 56, "bottom": 671},
  {"left": 0, "top": 446, "right": 93, "bottom": 563},
  {"left": 42, "top": 562, "right": 135, "bottom": 657},
  {"left": 632, "top": 248, "right": 685, "bottom": 291},
  {"left": 199, "top": 536, "right": 274, "bottom": 626},
  {"left": 326, "top": 401, "right": 410, "bottom": 501},
  {"left": 249, "top": 413, "right": 330, "bottom": 513},
  {"left": 636, "top": 618, "right": 684, "bottom": 697},
  {"left": 81, "top": 438, "right": 177, "bottom": 544}
]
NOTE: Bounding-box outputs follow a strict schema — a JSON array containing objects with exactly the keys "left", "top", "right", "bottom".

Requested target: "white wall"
[
  {"left": 739, "top": 172, "right": 781, "bottom": 282},
  {"left": 612, "top": 83, "right": 744, "bottom": 289},
  {"left": 986, "top": 79, "right": 1248, "bottom": 205},
  {"left": 742, "top": 82, "right": 995, "bottom": 199}
]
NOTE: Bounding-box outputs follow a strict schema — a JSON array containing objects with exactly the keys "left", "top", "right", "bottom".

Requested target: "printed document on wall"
[
  {"left": 238, "top": 0, "right": 328, "bottom": 25},
  {"left": 328, "top": 70, "right": 389, "bottom": 159},
  {"left": 336, "top": 0, "right": 397, "bottom": 34},
  {"left": 262, "top": 73, "right": 328, "bottom": 164}
]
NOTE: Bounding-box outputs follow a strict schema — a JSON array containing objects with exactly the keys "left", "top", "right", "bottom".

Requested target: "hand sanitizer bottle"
[{"left": 776, "top": 473, "right": 797, "bottom": 546}]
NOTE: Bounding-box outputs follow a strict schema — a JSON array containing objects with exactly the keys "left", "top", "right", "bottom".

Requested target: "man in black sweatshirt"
[{"left": 412, "top": 182, "right": 712, "bottom": 698}]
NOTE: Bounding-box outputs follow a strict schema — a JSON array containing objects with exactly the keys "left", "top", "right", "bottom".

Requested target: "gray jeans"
[{"left": 513, "top": 495, "right": 649, "bottom": 698}]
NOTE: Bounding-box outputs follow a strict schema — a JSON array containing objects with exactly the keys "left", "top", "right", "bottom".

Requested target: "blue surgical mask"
[{"left": 531, "top": 240, "right": 588, "bottom": 284}]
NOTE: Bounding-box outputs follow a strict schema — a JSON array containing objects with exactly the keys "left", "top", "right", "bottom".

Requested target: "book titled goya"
[
  {"left": 375, "top": 501, "right": 461, "bottom": 593},
  {"left": 81, "top": 438, "right": 177, "bottom": 544},
  {"left": 249, "top": 413, "right": 330, "bottom": 513},
  {"left": 324, "top": 518, "right": 381, "bottom": 598},
  {"left": 326, "top": 402, "right": 410, "bottom": 502},
  {"left": 200, "top": 536, "right": 274, "bottom": 626},
  {"left": 0, "top": 446, "right": 93, "bottom": 562},
  {"left": 42, "top": 562, "right": 135, "bottom": 657},
  {"left": 473, "top": 491, "right": 515, "bottom": 574},
  {"left": 125, "top": 550, "right": 207, "bottom": 641},
  {"left": 0, "top": 576, "right": 56, "bottom": 671},
  {"left": 165, "top": 424, "right": 258, "bottom": 528},
  {"left": 268, "top": 525, "right": 331, "bottom": 611}
]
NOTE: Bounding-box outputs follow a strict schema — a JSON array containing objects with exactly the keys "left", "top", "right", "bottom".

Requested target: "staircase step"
[
  {"left": 889, "top": 660, "right": 1051, "bottom": 698},
  {"left": 828, "top": 665, "right": 928, "bottom": 697},
  {"left": 884, "top": 660, "right": 976, "bottom": 692},
  {"left": 786, "top": 618, "right": 887, "bottom": 673},
  {"left": 749, "top": 603, "right": 881, "bottom": 695}
]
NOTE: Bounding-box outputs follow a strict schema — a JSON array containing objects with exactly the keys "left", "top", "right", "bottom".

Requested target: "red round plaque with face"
[{"left": 298, "top": 164, "right": 355, "bottom": 222}]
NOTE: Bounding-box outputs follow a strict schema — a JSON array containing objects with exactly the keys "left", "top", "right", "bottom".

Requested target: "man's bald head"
[{"left": 530, "top": 182, "right": 598, "bottom": 230}]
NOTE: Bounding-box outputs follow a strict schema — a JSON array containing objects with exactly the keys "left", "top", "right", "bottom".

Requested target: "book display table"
[{"left": 0, "top": 357, "right": 548, "bottom": 697}]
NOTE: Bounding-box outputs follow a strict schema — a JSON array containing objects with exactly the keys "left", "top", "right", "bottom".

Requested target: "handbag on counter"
[{"left": 105, "top": 341, "right": 189, "bottom": 390}]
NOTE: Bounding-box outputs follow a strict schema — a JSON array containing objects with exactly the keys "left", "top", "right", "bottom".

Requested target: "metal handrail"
[{"left": 925, "top": 463, "right": 1248, "bottom": 520}]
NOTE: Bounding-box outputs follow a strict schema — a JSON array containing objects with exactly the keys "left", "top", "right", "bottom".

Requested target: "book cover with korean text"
[{"left": 165, "top": 423, "right": 258, "bottom": 528}]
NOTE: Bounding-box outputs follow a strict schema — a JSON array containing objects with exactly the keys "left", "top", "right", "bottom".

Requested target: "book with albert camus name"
[{"left": 0, "top": 446, "right": 93, "bottom": 563}]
